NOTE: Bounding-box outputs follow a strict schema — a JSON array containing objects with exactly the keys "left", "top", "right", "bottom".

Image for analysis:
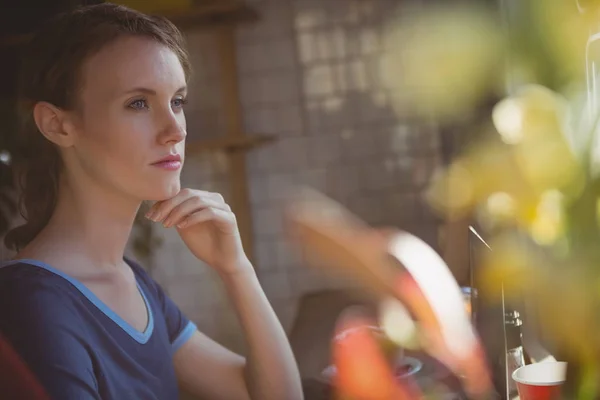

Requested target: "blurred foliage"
[{"left": 381, "top": 0, "right": 600, "bottom": 397}]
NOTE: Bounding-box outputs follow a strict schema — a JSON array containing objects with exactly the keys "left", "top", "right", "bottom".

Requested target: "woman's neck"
[{"left": 22, "top": 175, "right": 140, "bottom": 270}]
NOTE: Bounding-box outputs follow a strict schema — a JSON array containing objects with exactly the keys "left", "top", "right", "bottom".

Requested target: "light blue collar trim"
[{"left": 2, "top": 258, "right": 154, "bottom": 344}]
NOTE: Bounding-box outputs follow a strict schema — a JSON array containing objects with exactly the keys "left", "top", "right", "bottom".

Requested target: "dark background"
[{"left": 0, "top": 0, "right": 103, "bottom": 97}]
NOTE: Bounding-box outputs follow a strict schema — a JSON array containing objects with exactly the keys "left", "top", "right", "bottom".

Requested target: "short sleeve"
[
  {"left": 157, "top": 286, "right": 198, "bottom": 353},
  {"left": 126, "top": 259, "right": 197, "bottom": 353},
  {"left": 0, "top": 271, "right": 101, "bottom": 400}
]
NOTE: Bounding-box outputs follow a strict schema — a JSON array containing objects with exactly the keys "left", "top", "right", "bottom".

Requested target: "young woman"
[{"left": 0, "top": 4, "right": 303, "bottom": 400}]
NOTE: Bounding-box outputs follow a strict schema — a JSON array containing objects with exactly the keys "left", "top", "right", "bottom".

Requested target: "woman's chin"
[{"left": 146, "top": 181, "right": 181, "bottom": 201}]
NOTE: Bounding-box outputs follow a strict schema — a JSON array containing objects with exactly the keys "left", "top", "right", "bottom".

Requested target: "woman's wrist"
[{"left": 216, "top": 259, "right": 257, "bottom": 283}]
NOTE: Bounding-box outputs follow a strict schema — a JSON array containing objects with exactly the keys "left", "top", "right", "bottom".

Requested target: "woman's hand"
[{"left": 146, "top": 189, "right": 251, "bottom": 275}]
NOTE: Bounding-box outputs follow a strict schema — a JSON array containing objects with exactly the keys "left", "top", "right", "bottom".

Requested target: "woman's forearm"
[{"left": 220, "top": 265, "right": 303, "bottom": 400}]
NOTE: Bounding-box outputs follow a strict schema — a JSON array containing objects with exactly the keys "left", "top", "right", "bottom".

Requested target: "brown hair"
[{"left": 5, "top": 3, "right": 191, "bottom": 251}]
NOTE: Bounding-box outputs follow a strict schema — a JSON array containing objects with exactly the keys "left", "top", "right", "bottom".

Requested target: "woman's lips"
[
  {"left": 152, "top": 160, "right": 182, "bottom": 170},
  {"left": 151, "top": 154, "right": 182, "bottom": 170}
]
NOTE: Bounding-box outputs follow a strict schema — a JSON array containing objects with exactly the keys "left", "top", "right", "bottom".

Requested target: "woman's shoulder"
[
  {"left": 0, "top": 262, "right": 90, "bottom": 349},
  {"left": 0, "top": 261, "right": 80, "bottom": 316},
  {"left": 0, "top": 261, "right": 67, "bottom": 290}
]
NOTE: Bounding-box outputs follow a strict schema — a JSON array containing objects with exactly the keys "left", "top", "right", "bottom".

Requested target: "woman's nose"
[{"left": 158, "top": 113, "right": 186, "bottom": 144}]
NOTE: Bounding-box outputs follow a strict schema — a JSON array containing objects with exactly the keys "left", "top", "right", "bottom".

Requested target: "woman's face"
[{"left": 68, "top": 36, "right": 187, "bottom": 202}]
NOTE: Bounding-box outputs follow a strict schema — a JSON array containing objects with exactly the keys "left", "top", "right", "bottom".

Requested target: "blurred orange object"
[
  {"left": 286, "top": 189, "right": 493, "bottom": 398},
  {"left": 332, "top": 311, "right": 419, "bottom": 400},
  {"left": 393, "top": 275, "right": 492, "bottom": 398}
]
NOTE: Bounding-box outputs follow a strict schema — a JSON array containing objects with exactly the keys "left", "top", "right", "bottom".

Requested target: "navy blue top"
[{"left": 0, "top": 258, "right": 197, "bottom": 400}]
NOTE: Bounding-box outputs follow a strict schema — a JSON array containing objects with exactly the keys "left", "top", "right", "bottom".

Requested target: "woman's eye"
[
  {"left": 128, "top": 99, "right": 148, "bottom": 110},
  {"left": 172, "top": 97, "right": 188, "bottom": 109}
]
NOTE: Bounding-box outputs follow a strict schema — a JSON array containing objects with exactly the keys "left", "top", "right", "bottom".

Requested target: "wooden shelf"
[
  {"left": 186, "top": 133, "right": 276, "bottom": 153},
  {"left": 0, "top": 1, "right": 258, "bottom": 48},
  {"left": 165, "top": 1, "right": 259, "bottom": 29}
]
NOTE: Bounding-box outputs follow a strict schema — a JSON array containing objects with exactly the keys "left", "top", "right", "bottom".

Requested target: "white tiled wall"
[{"left": 149, "top": 0, "right": 443, "bottom": 352}]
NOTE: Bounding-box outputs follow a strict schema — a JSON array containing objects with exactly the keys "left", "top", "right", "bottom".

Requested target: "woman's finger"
[
  {"left": 147, "top": 189, "right": 228, "bottom": 222},
  {"left": 146, "top": 188, "right": 195, "bottom": 221},
  {"left": 162, "top": 197, "right": 230, "bottom": 228},
  {"left": 207, "top": 191, "right": 225, "bottom": 204},
  {"left": 176, "top": 208, "right": 235, "bottom": 231}
]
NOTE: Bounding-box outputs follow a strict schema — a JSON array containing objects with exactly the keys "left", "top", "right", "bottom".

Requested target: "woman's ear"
[{"left": 32, "top": 101, "right": 76, "bottom": 148}]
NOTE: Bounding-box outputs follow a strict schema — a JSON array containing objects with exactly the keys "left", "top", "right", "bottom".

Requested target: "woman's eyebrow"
[{"left": 121, "top": 86, "right": 187, "bottom": 96}]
